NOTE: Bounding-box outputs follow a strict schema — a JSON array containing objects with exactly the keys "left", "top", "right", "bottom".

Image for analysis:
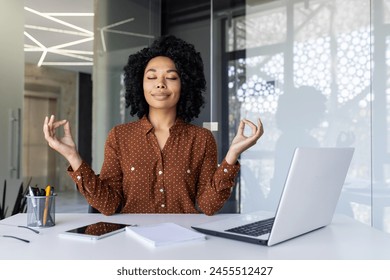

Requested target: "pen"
[
  {"left": 43, "top": 185, "right": 51, "bottom": 226},
  {"left": 28, "top": 186, "right": 41, "bottom": 226},
  {"left": 2, "top": 235, "right": 30, "bottom": 243},
  {"left": 47, "top": 187, "right": 55, "bottom": 225}
]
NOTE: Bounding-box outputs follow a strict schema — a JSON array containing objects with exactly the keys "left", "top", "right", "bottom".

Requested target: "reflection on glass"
[{"left": 220, "top": 0, "right": 390, "bottom": 231}]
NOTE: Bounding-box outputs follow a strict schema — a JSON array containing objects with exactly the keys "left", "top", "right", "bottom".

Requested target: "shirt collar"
[
  {"left": 140, "top": 115, "right": 154, "bottom": 134},
  {"left": 140, "top": 115, "right": 186, "bottom": 135}
]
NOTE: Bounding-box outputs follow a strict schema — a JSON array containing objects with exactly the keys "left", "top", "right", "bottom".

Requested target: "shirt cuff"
[
  {"left": 67, "top": 161, "right": 95, "bottom": 195},
  {"left": 218, "top": 158, "right": 240, "bottom": 181}
]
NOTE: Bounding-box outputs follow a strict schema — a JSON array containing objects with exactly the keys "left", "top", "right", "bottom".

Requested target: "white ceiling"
[{"left": 24, "top": 0, "right": 94, "bottom": 74}]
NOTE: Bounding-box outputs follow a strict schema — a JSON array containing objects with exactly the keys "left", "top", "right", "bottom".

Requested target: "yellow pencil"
[{"left": 43, "top": 185, "right": 51, "bottom": 226}]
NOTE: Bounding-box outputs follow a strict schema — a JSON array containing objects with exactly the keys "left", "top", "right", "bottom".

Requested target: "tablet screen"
[{"left": 61, "top": 221, "right": 129, "bottom": 240}]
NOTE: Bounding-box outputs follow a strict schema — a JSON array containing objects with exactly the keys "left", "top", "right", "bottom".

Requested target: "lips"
[
  {"left": 151, "top": 90, "right": 170, "bottom": 96},
  {"left": 151, "top": 93, "right": 170, "bottom": 100},
  {"left": 151, "top": 93, "right": 169, "bottom": 96}
]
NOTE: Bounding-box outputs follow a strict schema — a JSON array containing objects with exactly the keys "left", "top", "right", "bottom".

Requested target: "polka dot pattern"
[{"left": 68, "top": 116, "right": 240, "bottom": 216}]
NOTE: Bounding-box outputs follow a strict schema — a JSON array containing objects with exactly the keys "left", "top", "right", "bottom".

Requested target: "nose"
[
  {"left": 156, "top": 82, "right": 166, "bottom": 89},
  {"left": 155, "top": 76, "right": 166, "bottom": 89}
]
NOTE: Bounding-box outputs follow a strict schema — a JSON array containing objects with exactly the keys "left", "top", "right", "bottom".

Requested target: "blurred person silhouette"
[{"left": 266, "top": 86, "right": 326, "bottom": 211}]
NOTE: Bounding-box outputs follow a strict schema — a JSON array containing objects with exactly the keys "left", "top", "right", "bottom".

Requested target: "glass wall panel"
[
  {"left": 372, "top": 0, "right": 390, "bottom": 231},
  {"left": 212, "top": 0, "right": 390, "bottom": 232},
  {"left": 89, "top": 0, "right": 390, "bottom": 232},
  {"left": 92, "top": 0, "right": 161, "bottom": 170}
]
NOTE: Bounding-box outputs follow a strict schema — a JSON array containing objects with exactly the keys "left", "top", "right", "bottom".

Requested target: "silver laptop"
[{"left": 192, "top": 147, "right": 354, "bottom": 246}]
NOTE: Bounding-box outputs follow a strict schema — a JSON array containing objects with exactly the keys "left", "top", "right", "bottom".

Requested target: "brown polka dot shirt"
[{"left": 68, "top": 116, "right": 240, "bottom": 215}]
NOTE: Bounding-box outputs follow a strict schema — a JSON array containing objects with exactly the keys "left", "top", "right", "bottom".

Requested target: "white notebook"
[{"left": 126, "top": 222, "right": 206, "bottom": 247}]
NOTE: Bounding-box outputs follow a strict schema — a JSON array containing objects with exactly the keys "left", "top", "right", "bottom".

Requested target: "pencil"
[{"left": 43, "top": 185, "right": 51, "bottom": 226}]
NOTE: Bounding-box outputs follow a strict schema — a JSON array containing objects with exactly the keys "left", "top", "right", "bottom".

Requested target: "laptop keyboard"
[{"left": 225, "top": 217, "right": 275, "bottom": 237}]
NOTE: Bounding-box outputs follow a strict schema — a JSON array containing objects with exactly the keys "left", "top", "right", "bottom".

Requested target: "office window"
[{"left": 211, "top": 0, "right": 390, "bottom": 233}]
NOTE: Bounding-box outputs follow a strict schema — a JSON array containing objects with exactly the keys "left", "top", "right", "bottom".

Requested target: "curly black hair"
[{"left": 123, "top": 35, "right": 206, "bottom": 123}]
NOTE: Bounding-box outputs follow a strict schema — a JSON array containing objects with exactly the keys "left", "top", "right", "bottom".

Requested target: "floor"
[{"left": 55, "top": 190, "right": 89, "bottom": 213}]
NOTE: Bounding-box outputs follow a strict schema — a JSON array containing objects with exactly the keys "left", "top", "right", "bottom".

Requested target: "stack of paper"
[{"left": 126, "top": 222, "right": 206, "bottom": 247}]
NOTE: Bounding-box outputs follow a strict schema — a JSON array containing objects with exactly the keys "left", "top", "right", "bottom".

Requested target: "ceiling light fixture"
[
  {"left": 42, "top": 62, "right": 93, "bottom": 66},
  {"left": 24, "top": 6, "right": 94, "bottom": 69},
  {"left": 25, "top": 24, "right": 91, "bottom": 37},
  {"left": 24, "top": 7, "right": 93, "bottom": 35},
  {"left": 98, "top": 17, "right": 155, "bottom": 52},
  {"left": 43, "top": 12, "right": 94, "bottom": 17}
]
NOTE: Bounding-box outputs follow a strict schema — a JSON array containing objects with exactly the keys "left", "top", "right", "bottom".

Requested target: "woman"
[{"left": 43, "top": 35, "right": 263, "bottom": 215}]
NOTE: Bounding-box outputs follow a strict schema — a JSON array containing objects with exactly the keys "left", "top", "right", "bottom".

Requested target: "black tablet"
[{"left": 60, "top": 221, "right": 129, "bottom": 240}]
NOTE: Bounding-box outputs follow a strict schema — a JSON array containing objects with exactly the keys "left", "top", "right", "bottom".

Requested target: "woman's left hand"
[{"left": 225, "top": 118, "right": 264, "bottom": 165}]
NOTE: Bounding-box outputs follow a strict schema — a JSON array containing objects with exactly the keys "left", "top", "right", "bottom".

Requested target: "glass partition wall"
[
  {"left": 211, "top": 0, "right": 390, "bottom": 233},
  {"left": 93, "top": 0, "right": 161, "bottom": 170},
  {"left": 93, "top": 0, "right": 389, "bottom": 232}
]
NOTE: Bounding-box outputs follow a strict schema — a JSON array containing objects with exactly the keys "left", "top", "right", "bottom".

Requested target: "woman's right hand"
[{"left": 43, "top": 115, "right": 82, "bottom": 170}]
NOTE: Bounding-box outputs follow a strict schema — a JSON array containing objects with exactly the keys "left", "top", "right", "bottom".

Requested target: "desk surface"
[{"left": 1, "top": 213, "right": 390, "bottom": 260}]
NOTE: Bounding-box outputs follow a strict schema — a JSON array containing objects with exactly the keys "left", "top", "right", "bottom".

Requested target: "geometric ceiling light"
[
  {"left": 99, "top": 17, "right": 134, "bottom": 52},
  {"left": 98, "top": 17, "right": 155, "bottom": 52},
  {"left": 24, "top": 6, "right": 94, "bottom": 67}
]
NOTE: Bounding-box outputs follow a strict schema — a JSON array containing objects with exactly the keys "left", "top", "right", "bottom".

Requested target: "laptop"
[{"left": 192, "top": 147, "right": 354, "bottom": 246}]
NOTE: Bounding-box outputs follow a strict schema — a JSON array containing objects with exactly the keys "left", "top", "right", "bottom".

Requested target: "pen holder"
[{"left": 26, "top": 194, "right": 56, "bottom": 227}]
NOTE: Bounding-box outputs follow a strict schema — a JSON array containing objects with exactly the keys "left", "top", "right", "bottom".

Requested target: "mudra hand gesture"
[
  {"left": 43, "top": 115, "right": 82, "bottom": 170},
  {"left": 226, "top": 118, "right": 264, "bottom": 165}
]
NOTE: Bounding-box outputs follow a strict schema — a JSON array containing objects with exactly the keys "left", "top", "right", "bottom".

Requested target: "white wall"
[{"left": 0, "top": 0, "right": 24, "bottom": 180}]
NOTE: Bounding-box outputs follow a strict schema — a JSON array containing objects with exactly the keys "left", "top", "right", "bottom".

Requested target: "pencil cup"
[{"left": 26, "top": 194, "right": 56, "bottom": 227}]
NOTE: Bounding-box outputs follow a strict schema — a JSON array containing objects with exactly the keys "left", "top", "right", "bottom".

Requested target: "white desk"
[{"left": 0, "top": 213, "right": 390, "bottom": 260}]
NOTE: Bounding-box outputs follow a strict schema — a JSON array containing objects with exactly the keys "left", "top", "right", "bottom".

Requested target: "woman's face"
[{"left": 143, "top": 56, "right": 181, "bottom": 113}]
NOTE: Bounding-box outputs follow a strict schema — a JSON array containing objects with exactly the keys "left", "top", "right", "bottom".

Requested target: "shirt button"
[
  {"left": 161, "top": 204, "right": 165, "bottom": 208},
  {"left": 223, "top": 168, "right": 228, "bottom": 173},
  {"left": 158, "top": 170, "right": 163, "bottom": 175},
  {"left": 159, "top": 188, "right": 164, "bottom": 193},
  {"left": 76, "top": 175, "right": 81, "bottom": 180},
  {"left": 131, "top": 167, "right": 135, "bottom": 171}
]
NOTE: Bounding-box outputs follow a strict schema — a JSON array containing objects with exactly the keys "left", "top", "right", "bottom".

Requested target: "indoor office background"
[{"left": 0, "top": 0, "right": 390, "bottom": 234}]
